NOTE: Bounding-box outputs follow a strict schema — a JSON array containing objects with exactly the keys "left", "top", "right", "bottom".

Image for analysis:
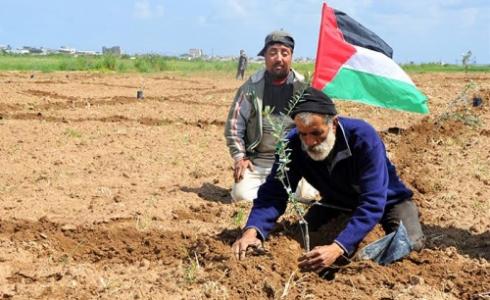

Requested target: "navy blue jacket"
[{"left": 245, "top": 117, "right": 413, "bottom": 255}]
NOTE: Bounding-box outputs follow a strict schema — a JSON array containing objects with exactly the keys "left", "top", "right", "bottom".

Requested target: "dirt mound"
[
  {"left": 1, "top": 218, "right": 190, "bottom": 266},
  {"left": 3, "top": 217, "right": 486, "bottom": 299},
  {"left": 186, "top": 223, "right": 489, "bottom": 299}
]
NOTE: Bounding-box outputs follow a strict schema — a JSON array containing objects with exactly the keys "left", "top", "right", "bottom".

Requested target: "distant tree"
[{"left": 462, "top": 50, "right": 472, "bottom": 71}]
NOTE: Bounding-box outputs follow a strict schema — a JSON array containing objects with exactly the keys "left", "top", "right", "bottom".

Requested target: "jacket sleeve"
[
  {"left": 244, "top": 149, "right": 303, "bottom": 240},
  {"left": 334, "top": 141, "right": 388, "bottom": 255},
  {"left": 224, "top": 86, "right": 252, "bottom": 161}
]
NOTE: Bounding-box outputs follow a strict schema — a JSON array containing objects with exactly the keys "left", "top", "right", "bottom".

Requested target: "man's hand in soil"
[
  {"left": 233, "top": 158, "right": 255, "bottom": 183},
  {"left": 298, "top": 243, "right": 345, "bottom": 273},
  {"left": 232, "top": 228, "right": 262, "bottom": 260}
]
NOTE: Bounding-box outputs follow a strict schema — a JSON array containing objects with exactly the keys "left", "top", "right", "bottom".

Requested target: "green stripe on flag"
[{"left": 324, "top": 68, "right": 429, "bottom": 114}]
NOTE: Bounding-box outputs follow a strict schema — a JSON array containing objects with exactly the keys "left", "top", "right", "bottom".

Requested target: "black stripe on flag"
[{"left": 334, "top": 9, "right": 393, "bottom": 58}]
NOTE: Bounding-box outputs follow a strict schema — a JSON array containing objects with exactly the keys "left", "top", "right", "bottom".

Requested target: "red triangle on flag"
[{"left": 312, "top": 3, "right": 356, "bottom": 90}]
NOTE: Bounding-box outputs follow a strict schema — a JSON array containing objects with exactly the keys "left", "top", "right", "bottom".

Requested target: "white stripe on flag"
[{"left": 344, "top": 46, "right": 414, "bottom": 85}]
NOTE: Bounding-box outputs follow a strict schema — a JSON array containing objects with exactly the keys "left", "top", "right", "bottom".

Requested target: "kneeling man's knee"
[{"left": 231, "top": 184, "right": 256, "bottom": 202}]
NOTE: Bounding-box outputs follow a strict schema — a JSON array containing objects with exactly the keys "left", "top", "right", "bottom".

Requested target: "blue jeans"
[{"left": 304, "top": 199, "right": 425, "bottom": 252}]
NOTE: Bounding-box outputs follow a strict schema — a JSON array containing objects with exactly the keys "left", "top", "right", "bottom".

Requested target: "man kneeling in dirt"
[{"left": 232, "top": 87, "right": 425, "bottom": 273}]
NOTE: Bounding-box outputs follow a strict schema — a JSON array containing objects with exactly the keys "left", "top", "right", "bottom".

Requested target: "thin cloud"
[
  {"left": 194, "top": 0, "right": 256, "bottom": 25},
  {"left": 133, "top": 0, "right": 164, "bottom": 20},
  {"left": 375, "top": 2, "right": 484, "bottom": 30},
  {"left": 155, "top": 4, "right": 165, "bottom": 17},
  {"left": 197, "top": 15, "right": 208, "bottom": 26},
  {"left": 451, "top": 7, "right": 479, "bottom": 27},
  {"left": 226, "top": 0, "right": 247, "bottom": 17},
  {"left": 134, "top": 0, "right": 151, "bottom": 19}
]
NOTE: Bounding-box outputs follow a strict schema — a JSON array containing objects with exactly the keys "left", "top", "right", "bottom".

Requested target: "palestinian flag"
[{"left": 312, "top": 3, "right": 429, "bottom": 114}]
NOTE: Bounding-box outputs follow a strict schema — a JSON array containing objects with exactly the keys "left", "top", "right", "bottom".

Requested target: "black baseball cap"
[{"left": 257, "top": 30, "right": 295, "bottom": 56}]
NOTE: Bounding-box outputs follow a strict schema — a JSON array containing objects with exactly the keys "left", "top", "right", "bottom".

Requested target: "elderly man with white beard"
[{"left": 232, "top": 87, "right": 425, "bottom": 274}]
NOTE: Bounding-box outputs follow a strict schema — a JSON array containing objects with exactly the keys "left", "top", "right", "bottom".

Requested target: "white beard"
[{"left": 301, "top": 127, "right": 336, "bottom": 161}]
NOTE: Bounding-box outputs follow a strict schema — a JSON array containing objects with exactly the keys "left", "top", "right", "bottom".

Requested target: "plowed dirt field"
[{"left": 0, "top": 71, "right": 489, "bottom": 299}]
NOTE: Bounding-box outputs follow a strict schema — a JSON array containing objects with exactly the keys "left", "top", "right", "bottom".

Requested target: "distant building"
[
  {"left": 0, "top": 44, "right": 103, "bottom": 55},
  {"left": 45, "top": 48, "right": 60, "bottom": 55},
  {"left": 102, "top": 46, "right": 121, "bottom": 55},
  {"left": 188, "top": 48, "right": 203, "bottom": 59},
  {"left": 0, "top": 44, "right": 11, "bottom": 52},
  {"left": 76, "top": 50, "right": 98, "bottom": 55},
  {"left": 22, "top": 46, "right": 44, "bottom": 54},
  {"left": 179, "top": 53, "right": 192, "bottom": 60},
  {"left": 9, "top": 49, "right": 30, "bottom": 54},
  {"left": 59, "top": 46, "right": 76, "bottom": 54}
]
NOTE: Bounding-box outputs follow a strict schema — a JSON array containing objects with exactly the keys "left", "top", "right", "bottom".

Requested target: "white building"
[
  {"left": 189, "top": 48, "right": 203, "bottom": 59},
  {"left": 76, "top": 50, "right": 98, "bottom": 55},
  {"left": 59, "top": 46, "right": 76, "bottom": 54},
  {"left": 0, "top": 44, "right": 11, "bottom": 51},
  {"left": 9, "top": 49, "right": 30, "bottom": 54}
]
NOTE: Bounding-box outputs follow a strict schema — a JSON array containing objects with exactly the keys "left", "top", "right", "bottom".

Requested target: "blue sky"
[{"left": 1, "top": 0, "right": 489, "bottom": 63}]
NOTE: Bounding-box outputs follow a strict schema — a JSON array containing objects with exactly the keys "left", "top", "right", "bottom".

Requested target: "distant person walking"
[{"left": 236, "top": 50, "right": 248, "bottom": 80}]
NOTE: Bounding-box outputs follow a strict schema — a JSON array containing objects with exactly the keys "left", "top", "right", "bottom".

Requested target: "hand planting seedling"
[{"left": 263, "top": 87, "right": 311, "bottom": 252}]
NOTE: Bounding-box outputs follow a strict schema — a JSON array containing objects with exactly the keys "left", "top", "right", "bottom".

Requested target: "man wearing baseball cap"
[
  {"left": 257, "top": 30, "right": 295, "bottom": 57},
  {"left": 232, "top": 87, "right": 425, "bottom": 273},
  {"left": 225, "top": 31, "right": 318, "bottom": 202}
]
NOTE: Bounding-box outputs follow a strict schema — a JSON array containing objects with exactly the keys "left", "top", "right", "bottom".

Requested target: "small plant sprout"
[
  {"left": 64, "top": 128, "right": 82, "bottom": 138},
  {"left": 232, "top": 208, "right": 245, "bottom": 228},
  {"left": 135, "top": 197, "right": 157, "bottom": 231},
  {"left": 262, "top": 86, "right": 311, "bottom": 252},
  {"left": 281, "top": 270, "right": 298, "bottom": 298},
  {"left": 437, "top": 80, "right": 482, "bottom": 128},
  {"left": 184, "top": 251, "right": 201, "bottom": 284},
  {"left": 135, "top": 212, "right": 152, "bottom": 231}
]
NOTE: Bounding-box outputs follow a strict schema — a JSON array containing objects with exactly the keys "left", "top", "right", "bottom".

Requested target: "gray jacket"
[{"left": 224, "top": 68, "right": 306, "bottom": 161}]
